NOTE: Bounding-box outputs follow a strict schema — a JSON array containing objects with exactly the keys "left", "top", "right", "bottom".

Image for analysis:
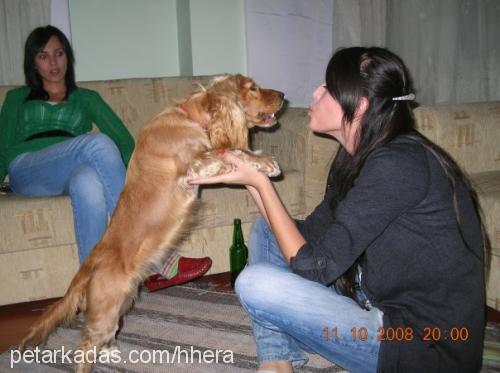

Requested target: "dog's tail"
[{"left": 19, "top": 260, "right": 93, "bottom": 349}]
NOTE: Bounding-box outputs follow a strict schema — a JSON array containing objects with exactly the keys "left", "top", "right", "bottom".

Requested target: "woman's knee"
[
  {"left": 68, "top": 165, "right": 106, "bottom": 207},
  {"left": 79, "top": 133, "right": 123, "bottom": 165},
  {"left": 83, "top": 133, "right": 117, "bottom": 152},
  {"left": 250, "top": 215, "right": 268, "bottom": 239},
  {"left": 235, "top": 264, "right": 291, "bottom": 308},
  {"left": 249, "top": 215, "right": 288, "bottom": 268},
  {"left": 248, "top": 215, "right": 272, "bottom": 264}
]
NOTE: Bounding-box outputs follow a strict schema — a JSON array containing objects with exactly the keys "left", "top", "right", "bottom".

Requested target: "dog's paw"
[
  {"left": 265, "top": 159, "right": 281, "bottom": 177},
  {"left": 231, "top": 149, "right": 243, "bottom": 156},
  {"left": 100, "top": 343, "right": 120, "bottom": 355},
  {"left": 267, "top": 161, "right": 281, "bottom": 177},
  {"left": 251, "top": 158, "right": 281, "bottom": 177}
]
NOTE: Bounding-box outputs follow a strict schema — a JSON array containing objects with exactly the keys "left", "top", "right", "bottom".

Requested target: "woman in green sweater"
[{"left": 0, "top": 25, "right": 211, "bottom": 290}]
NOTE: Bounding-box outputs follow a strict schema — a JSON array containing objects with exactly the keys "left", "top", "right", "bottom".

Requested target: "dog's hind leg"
[
  {"left": 74, "top": 308, "right": 120, "bottom": 373},
  {"left": 74, "top": 276, "right": 129, "bottom": 372}
]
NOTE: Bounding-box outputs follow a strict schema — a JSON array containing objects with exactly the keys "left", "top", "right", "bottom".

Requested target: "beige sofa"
[{"left": 0, "top": 77, "right": 498, "bottom": 312}]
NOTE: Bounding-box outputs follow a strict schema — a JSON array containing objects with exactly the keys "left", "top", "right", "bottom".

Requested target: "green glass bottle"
[{"left": 230, "top": 218, "right": 248, "bottom": 288}]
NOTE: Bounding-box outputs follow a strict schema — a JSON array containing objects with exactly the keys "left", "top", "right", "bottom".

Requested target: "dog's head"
[
  {"left": 178, "top": 75, "right": 284, "bottom": 149},
  {"left": 208, "top": 74, "right": 284, "bottom": 128}
]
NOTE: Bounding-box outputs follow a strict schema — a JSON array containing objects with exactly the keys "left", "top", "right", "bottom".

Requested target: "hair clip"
[{"left": 392, "top": 93, "right": 416, "bottom": 101}]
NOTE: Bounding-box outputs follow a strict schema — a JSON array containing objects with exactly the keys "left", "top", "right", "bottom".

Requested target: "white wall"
[
  {"left": 190, "top": 0, "right": 247, "bottom": 76},
  {"left": 50, "top": 0, "right": 71, "bottom": 41},
  {"left": 68, "top": 0, "right": 179, "bottom": 81},
  {"left": 66, "top": 0, "right": 247, "bottom": 82},
  {"left": 245, "top": 0, "right": 333, "bottom": 107}
]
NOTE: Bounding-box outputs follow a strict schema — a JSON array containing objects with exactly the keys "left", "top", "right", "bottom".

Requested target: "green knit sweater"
[{"left": 0, "top": 87, "right": 135, "bottom": 183}]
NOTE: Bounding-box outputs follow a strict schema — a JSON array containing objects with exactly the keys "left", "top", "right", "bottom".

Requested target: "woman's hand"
[
  {"left": 188, "top": 151, "right": 269, "bottom": 189},
  {"left": 189, "top": 150, "right": 305, "bottom": 261}
]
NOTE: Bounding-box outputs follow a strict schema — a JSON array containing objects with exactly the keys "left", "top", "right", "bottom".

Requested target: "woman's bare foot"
[{"left": 258, "top": 360, "right": 293, "bottom": 373}]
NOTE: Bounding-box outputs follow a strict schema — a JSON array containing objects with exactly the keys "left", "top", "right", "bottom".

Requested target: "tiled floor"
[{"left": 1, "top": 272, "right": 499, "bottom": 354}]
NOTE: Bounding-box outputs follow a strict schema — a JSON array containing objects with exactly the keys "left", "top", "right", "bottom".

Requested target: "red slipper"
[{"left": 143, "top": 256, "right": 212, "bottom": 292}]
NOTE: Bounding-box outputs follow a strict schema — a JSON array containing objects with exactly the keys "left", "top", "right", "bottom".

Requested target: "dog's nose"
[{"left": 278, "top": 92, "right": 285, "bottom": 100}]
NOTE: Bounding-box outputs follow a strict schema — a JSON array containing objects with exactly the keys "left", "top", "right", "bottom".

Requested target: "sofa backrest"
[
  {"left": 415, "top": 102, "right": 500, "bottom": 174},
  {"left": 79, "top": 77, "right": 216, "bottom": 138}
]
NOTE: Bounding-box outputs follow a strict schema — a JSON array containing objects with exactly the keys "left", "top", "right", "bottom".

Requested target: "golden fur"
[{"left": 19, "top": 74, "right": 284, "bottom": 372}]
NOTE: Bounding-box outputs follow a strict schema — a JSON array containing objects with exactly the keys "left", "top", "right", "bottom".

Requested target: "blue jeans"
[
  {"left": 8, "top": 133, "right": 126, "bottom": 263},
  {"left": 235, "top": 216, "right": 383, "bottom": 372}
]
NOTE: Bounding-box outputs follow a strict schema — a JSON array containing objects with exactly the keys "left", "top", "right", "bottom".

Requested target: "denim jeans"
[
  {"left": 8, "top": 133, "right": 126, "bottom": 263},
  {"left": 235, "top": 216, "right": 383, "bottom": 373}
]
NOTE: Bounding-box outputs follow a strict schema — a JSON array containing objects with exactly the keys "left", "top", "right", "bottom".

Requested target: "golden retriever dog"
[{"left": 19, "top": 74, "right": 284, "bottom": 372}]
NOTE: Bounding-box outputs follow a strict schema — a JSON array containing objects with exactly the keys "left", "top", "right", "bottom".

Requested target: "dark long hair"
[
  {"left": 326, "top": 47, "right": 490, "bottom": 307},
  {"left": 24, "top": 25, "right": 76, "bottom": 101}
]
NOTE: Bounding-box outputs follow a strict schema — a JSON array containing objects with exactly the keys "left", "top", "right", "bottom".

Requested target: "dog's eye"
[{"left": 250, "top": 83, "right": 258, "bottom": 91}]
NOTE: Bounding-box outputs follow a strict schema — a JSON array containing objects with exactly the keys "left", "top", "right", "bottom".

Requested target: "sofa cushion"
[
  {"left": 253, "top": 107, "right": 308, "bottom": 173},
  {"left": 0, "top": 195, "right": 79, "bottom": 305},
  {"left": 0, "top": 195, "right": 76, "bottom": 253}
]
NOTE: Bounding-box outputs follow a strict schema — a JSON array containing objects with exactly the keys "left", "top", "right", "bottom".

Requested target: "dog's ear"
[{"left": 207, "top": 94, "right": 248, "bottom": 149}]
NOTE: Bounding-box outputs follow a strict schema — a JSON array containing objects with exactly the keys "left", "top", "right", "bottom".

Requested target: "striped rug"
[{"left": 0, "top": 286, "right": 342, "bottom": 372}]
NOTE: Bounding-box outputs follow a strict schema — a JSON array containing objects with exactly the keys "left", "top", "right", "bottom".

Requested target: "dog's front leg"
[
  {"left": 181, "top": 149, "right": 280, "bottom": 189},
  {"left": 180, "top": 150, "right": 234, "bottom": 188}
]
